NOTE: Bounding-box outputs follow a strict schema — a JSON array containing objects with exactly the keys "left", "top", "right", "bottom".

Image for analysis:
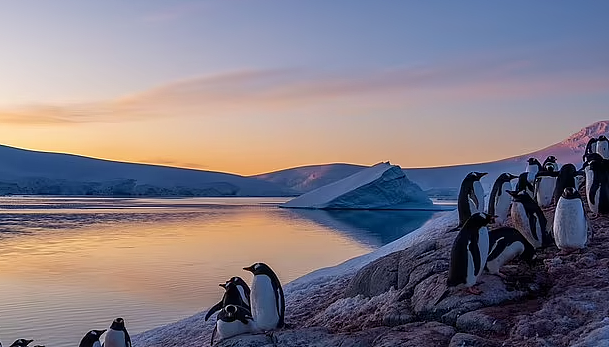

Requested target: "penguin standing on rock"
[
  {"left": 553, "top": 187, "right": 589, "bottom": 253},
  {"left": 103, "top": 318, "right": 130, "bottom": 347},
  {"left": 553, "top": 164, "right": 578, "bottom": 204},
  {"left": 596, "top": 135, "right": 609, "bottom": 159},
  {"left": 210, "top": 304, "right": 255, "bottom": 345},
  {"left": 526, "top": 158, "right": 543, "bottom": 185},
  {"left": 205, "top": 280, "right": 251, "bottom": 321},
  {"left": 488, "top": 173, "right": 518, "bottom": 225},
  {"left": 507, "top": 190, "right": 550, "bottom": 248},
  {"left": 79, "top": 330, "right": 106, "bottom": 347},
  {"left": 486, "top": 227, "right": 535, "bottom": 278},
  {"left": 447, "top": 212, "right": 493, "bottom": 295},
  {"left": 457, "top": 172, "right": 488, "bottom": 227},
  {"left": 243, "top": 262, "right": 285, "bottom": 331}
]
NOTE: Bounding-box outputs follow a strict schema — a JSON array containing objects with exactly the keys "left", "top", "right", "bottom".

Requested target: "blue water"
[{"left": 0, "top": 196, "right": 453, "bottom": 347}]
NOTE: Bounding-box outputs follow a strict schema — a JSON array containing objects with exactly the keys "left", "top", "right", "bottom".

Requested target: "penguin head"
[
  {"left": 562, "top": 187, "right": 580, "bottom": 199},
  {"left": 544, "top": 163, "right": 555, "bottom": 172},
  {"left": 506, "top": 189, "right": 529, "bottom": 202},
  {"left": 219, "top": 281, "right": 238, "bottom": 291},
  {"left": 225, "top": 276, "right": 248, "bottom": 287},
  {"left": 527, "top": 158, "right": 540, "bottom": 166},
  {"left": 224, "top": 304, "right": 238, "bottom": 318},
  {"left": 464, "top": 212, "right": 495, "bottom": 228},
  {"left": 599, "top": 135, "right": 608, "bottom": 141},
  {"left": 545, "top": 156, "right": 557, "bottom": 163},
  {"left": 79, "top": 330, "right": 107, "bottom": 347},
  {"left": 499, "top": 173, "right": 518, "bottom": 181},
  {"left": 243, "top": 262, "right": 274, "bottom": 276},
  {"left": 9, "top": 340, "right": 34, "bottom": 347},
  {"left": 466, "top": 172, "right": 487, "bottom": 181},
  {"left": 110, "top": 318, "right": 126, "bottom": 331}
]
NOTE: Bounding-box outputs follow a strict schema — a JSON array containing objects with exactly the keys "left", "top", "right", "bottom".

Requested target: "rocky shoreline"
[{"left": 134, "top": 193, "right": 609, "bottom": 347}]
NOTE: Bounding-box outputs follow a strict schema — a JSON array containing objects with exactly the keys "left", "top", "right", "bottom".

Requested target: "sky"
[{"left": 0, "top": 1, "right": 608, "bottom": 175}]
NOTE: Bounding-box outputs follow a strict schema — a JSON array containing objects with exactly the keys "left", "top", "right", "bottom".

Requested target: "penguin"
[
  {"left": 553, "top": 187, "right": 589, "bottom": 251},
  {"left": 582, "top": 154, "right": 609, "bottom": 215},
  {"left": 9, "top": 340, "right": 33, "bottom": 347},
  {"left": 205, "top": 280, "right": 251, "bottom": 321},
  {"left": 447, "top": 212, "right": 493, "bottom": 295},
  {"left": 79, "top": 330, "right": 107, "bottom": 347},
  {"left": 534, "top": 169, "right": 559, "bottom": 208},
  {"left": 515, "top": 172, "right": 534, "bottom": 198},
  {"left": 486, "top": 227, "right": 535, "bottom": 278},
  {"left": 103, "top": 318, "right": 130, "bottom": 347},
  {"left": 542, "top": 155, "right": 560, "bottom": 172},
  {"left": 243, "top": 262, "right": 285, "bottom": 331},
  {"left": 225, "top": 276, "right": 251, "bottom": 308},
  {"left": 526, "top": 158, "right": 543, "bottom": 184},
  {"left": 487, "top": 173, "right": 518, "bottom": 225},
  {"left": 457, "top": 172, "right": 488, "bottom": 227},
  {"left": 507, "top": 190, "right": 550, "bottom": 248},
  {"left": 584, "top": 137, "right": 599, "bottom": 162},
  {"left": 210, "top": 304, "right": 255, "bottom": 346},
  {"left": 553, "top": 164, "right": 577, "bottom": 204},
  {"left": 596, "top": 135, "right": 609, "bottom": 159}
]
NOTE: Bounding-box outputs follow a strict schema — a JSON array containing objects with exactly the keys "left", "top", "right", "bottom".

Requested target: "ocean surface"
[{"left": 0, "top": 196, "right": 453, "bottom": 347}]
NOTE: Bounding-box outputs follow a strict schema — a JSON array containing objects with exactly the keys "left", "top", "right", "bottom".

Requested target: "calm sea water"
[{"left": 0, "top": 197, "right": 450, "bottom": 347}]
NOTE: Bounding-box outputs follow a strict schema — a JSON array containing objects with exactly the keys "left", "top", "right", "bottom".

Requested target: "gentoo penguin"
[
  {"left": 596, "top": 135, "right": 609, "bottom": 159},
  {"left": 79, "top": 330, "right": 107, "bottom": 347},
  {"left": 488, "top": 173, "right": 518, "bottom": 225},
  {"left": 243, "top": 262, "right": 285, "bottom": 331},
  {"left": 507, "top": 190, "right": 550, "bottom": 248},
  {"left": 9, "top": 340, "right": 34, "bottom": 347},
  {"left": 447, "top": 212, "right": 493, "bottom": 295},
  {"left": 225, "top": 276, "right": 251, "bottom": 308},
  {"left": 486, "top": 227, "right": 535, "bottom": 278},
  {"left": 205, "top": 281, "right": 251, "bottom": 321},
  {"left": 103, "top": 318, "right": 131, "bottom": 347},
  {"left": 515, "top": 172, "right": 534, "bottom": 198},
  {"left": 542, "top": 155, "right": 559, "bottom": 172},
  {"left": 534, "top": 169, "right": 559, "bottom": 208},
  {"left": 553, "top": 187, "right": 588, "bottom": 251},
  {"left": 526, "top": 158, "right": 543, "bottom": 184},
  {"left": 582, "top": 154, "right": 609, "bottom": 215},
  {"left": 210, "top": 304, "right": 255, "bottom": 345},
  {"left": 457, "top": 172, "right": 488, "bottom": 226},
  {"left": 553, "top": 164, "right": 577, "bottom": 204},
  {"left": 584, "top": 137, "right": 599, "bottom": 162}
]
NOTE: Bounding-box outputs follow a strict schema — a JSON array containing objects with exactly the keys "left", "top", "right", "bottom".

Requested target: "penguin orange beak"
[{"left": 243, "top": 265, "right": 255, "bottom": 272}]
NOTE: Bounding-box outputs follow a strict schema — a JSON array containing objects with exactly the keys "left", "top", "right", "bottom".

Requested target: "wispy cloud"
[{"left": 2, "top": 49, "right": 607, "bottom": 126}]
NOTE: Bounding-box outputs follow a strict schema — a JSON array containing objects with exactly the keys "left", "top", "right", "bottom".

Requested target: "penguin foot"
[{"left": 466, "top": 286, "right": 483, "bottom": 295}]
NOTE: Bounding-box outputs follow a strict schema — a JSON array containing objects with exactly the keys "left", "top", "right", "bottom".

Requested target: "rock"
[
  {"left": 214, "top": 334, "right": 273, "bottom": 347},
  {"left": 448, "top": 333, "right": 500, "bottom": 347},
  {"left": 371, "top": 322, "right": 455, "bottom": 347},
  {"left": 456, "top": 310, "right": 508, "bottom": 335}
]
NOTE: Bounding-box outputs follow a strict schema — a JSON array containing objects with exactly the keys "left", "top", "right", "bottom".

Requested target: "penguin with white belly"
[
  {"left": 243, "top": 262, "right": 285, "bottom": 331},
  {"left": 526, "top": 158, "right": 543, "bottom": 185},
  {"left": 582, "top": 154, "right": 609, "bottom": 215},
  {"left": 486, "top": 227, "right": 535, "bottom": 278},
  {"left": 584, "top": 137, "right": 599, "bottom": 162},
  {"left": 210, "top": 304, "right": 255, "bottom": 345},
  {"left": 103, "top": 318, "right": 130, "bottom": 347},
  {"left": 488, "top": 173, "right": 518, "bottom": 225},
  {"left": 205, "top": 280, "right": 251, "bottom": 321},
  {"left": 534, "top": 168, "right": 559, "bottom": 208},
  {"left": 553, "top": 187, "right": 589, "bottom": 252},
  {"left": 507, "top": 190, "right": 550, "bottom": 248},
  {"left": 515, "top": 172, "right": 534, "bottom": 198},
  {"left": 596, "top": 135, "right": 609, "bottom": 159},
  {"left": 447, "top": 212, "right": 493, "bottom": 295},
  {"left": 457, "top": 172, "right": 488, "bottom": 227},
  {"left": 553, "top": 164, "right": 578, "bottom": 205},
  {"left": 79, "top": 330, "right": 106, "bottom": 347}
]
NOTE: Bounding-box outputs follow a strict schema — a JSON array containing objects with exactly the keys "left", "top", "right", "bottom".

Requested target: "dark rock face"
[{"left": 370, "top": 322, "right": 455, "bottom": 347}]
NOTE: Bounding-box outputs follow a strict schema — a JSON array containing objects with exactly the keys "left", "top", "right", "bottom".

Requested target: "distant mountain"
[
  {"left": 254, "top": 120, "right": 609, "bottom": 195},
  {"left": 0, "top": 145, "right": 294, "bottom": 197},
  {"left": 251, "top": 163, "right": 366, "bottom": 194}
]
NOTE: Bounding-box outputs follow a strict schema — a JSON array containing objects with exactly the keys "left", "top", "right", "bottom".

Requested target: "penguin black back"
[
  {"left": 487, "top": 227, "right": 535, "bottom": 265},
  {"left": 588, "top": 156, "right": 609, "bottom": 214},
  {"left": 205, "top": 281, "right": 251, "bottom": 321},
  {"left": 457, "top": 172, "right": 487, "bottom": 227},
  {"left": 584, "top": 137, "right": 598, "bottom": 161},
  {"left": 226, "top": 276, "right": 251, "bottom": 303},
  {"left": 79, "top": 330, "right": 107, "bottom": 347},
  {"left": 488, "top": 173, "right": 517, "bottom": 217},
  {"left": 553, "top": 164, "right": 577, "bottom": 204},
  {"left": 515, "top": 172, "right": 534, "bottom": 194},
  {"left": 507, "top": 190, "right": 550, "bottom": 247}
]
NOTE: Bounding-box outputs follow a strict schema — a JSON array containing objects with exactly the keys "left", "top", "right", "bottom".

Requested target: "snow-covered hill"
[
  {"left": 255, "top": 120, "right": 609, "bottom": 195},
  {"left": 0, "top": 145, "right": 294, "bottom": 196}
]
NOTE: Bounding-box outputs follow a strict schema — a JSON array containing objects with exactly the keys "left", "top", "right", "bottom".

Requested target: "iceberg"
[{"left": 280, "top": 162, "right": 433, "bottom": 209}]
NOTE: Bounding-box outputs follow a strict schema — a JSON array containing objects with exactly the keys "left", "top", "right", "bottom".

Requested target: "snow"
[{"left": 280, "top": 162, "right": 432, "bottom": 209}]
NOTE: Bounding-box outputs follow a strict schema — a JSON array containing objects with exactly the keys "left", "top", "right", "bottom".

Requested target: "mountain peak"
[{"left": 560, "top": 120, "right": 609, "bottom": 151}]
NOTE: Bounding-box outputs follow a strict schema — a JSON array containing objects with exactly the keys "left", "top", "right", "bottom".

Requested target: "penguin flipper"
[
  {"left": 205, "top": 301, "right": 223, "bottom": 321},
  {"left": 125, "top": 330, "right": 131, "bottom": 347},
  {"left": 210, "top": 325, "right": 217, "bottom": 346},
  {"left": 469, "top": 233, "right": 481, "bottom": 276}
]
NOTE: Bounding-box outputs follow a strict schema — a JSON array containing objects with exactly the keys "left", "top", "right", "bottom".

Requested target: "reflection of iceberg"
[{"left": 287, "top": 208, "right": 443, "bottom": 247}]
